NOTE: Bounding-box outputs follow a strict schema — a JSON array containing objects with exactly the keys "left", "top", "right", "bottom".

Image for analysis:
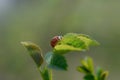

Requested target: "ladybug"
[{"left": 50, "top": 36, "right": 62, "bottom": 47}]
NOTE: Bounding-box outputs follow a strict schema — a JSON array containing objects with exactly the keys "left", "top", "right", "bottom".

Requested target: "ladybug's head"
[{"left": 50, "top": 36, "right": 62, "bottom": 47}]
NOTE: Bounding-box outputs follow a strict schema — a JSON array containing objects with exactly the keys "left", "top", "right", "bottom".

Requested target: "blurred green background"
[{"left": 0, "top": 0, "right": 120, "bottom": 80}]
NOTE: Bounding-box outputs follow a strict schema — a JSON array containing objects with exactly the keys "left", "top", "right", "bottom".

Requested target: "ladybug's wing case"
[{"left": 50, "top": 36, "right": 62, "bottom": 47}]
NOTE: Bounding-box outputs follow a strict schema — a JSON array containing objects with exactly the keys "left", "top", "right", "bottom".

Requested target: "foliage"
[
  {"left": 77, "top": 57, "right": 108, "bottom": 80},
  {"left": 21, "top": 33, "right": 108, "bottom": 80}
]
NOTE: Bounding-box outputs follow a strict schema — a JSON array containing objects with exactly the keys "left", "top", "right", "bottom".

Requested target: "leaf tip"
[
  {"left": 21, "top": 41, "right": 43, "bottom": 67},
  {"left": 101, "top": 71, "right": 109, "bottom": 79},
  {"left": 21, "top": 41, "right": 41, "bottom": 51}
]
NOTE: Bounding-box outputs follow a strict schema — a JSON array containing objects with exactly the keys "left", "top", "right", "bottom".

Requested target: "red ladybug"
[{"left": 50, "top": 36, "right": 62, "bottom": 47}]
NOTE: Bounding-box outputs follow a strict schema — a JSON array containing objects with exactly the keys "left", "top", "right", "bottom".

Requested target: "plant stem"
[
  {"left": 50, "top": 70, "right": 52, "bottom": 80},
  {"left": 39, "top": 67, "right": 52, "bottom": 80}
]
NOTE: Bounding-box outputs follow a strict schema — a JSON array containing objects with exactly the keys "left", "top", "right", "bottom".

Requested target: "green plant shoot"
[{"left": 21, "top": 33, "right": 108, "bottom": 80}]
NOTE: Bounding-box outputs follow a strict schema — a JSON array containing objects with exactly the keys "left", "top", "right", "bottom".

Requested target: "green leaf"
[
  {"left": 78, "top": 57, "right": 94, "bottom": 74},
  {"left": 45, "top": 52, "right": 68, "bottom": 70},
  {"left": 40, "top": 67, "right": 52, "bottom": 80},
  {"left": 77, "top": 66, "right": 91, "bottom": 74},
  {"left": 101, "top": 71, "right": 109, "bottom": 80},
  {"left": 85, "top": 57, "right": 94, "bottom": 73},
  {"left": 21, "top": 41, "right": 44, "bottom": 67},
  {"left": 53, "top": 45, "right": 83, "bottom": 54},
  {"left": 96, "top": 67, "right": 104, "bottom": 80},
  {"left": 78, "top": 34, "right": 99, "bottom": 47},
  {"left": 84, "top": 74, "right": 95, "bottom": 80},
  {"left": 54, "top": 33, "right": 99, "bottom": 54},
  {"left": 96, "top": 67, "right": 109, "bottom": 80},
  {"left": 81, "top": 59, "right": 89, "bottom": 70}
]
